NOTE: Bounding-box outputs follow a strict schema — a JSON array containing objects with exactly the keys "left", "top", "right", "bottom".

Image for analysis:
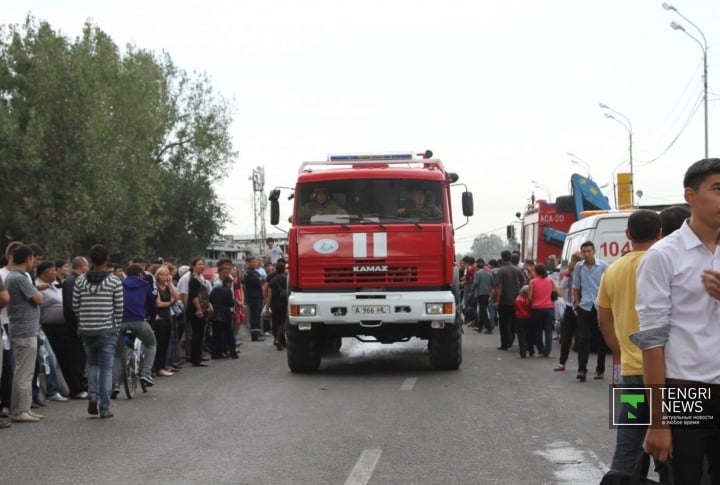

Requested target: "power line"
[{"left": 635, "top": 91, "right": 704, "bottom": 166}]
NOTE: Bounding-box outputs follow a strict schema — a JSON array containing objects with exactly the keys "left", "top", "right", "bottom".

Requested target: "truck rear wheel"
[
  {"left": 286, "top": 326, "right": 321, "bottom": 373},
  {"left": 429, "top": 320, "right": 462, "bottom": 370}
]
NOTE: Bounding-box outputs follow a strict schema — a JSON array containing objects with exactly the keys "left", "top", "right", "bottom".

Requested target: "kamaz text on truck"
[{"left": 268, "top": 151, "right": 473, "bottom": 373}]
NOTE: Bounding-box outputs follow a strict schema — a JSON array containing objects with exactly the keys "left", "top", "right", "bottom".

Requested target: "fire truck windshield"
[{"left": 296, "top": 179, "right": 444, "bottom": 225}]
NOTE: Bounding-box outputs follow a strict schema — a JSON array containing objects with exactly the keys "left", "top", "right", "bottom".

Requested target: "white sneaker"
[{"left": 48, "top": 393, "right": 69, "bottom": 402}]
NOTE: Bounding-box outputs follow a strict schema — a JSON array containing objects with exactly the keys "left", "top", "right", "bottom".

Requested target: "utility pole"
[{"left": 250, "top": 166, "right": 267, "bottom": 254}]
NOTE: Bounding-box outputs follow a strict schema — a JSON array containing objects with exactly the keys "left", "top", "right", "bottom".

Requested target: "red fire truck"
[
  {"left": 519, "top": 174, "right": 611, "bottom": 266},
  {"left": 269, "top": 151, "right": 473, "bottom": 372}
]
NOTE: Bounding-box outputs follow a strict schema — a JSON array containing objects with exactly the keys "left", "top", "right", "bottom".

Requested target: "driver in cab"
[
  {"left": 299, "top": 187, "right": 347, "bottom": 218},
  {"left": 396, "top": 189, "right": 442, "bottom": 218}
]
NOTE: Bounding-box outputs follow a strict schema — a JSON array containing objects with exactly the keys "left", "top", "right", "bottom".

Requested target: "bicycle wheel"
[
  {"left": 123, "top": 347, "right": 138, "bottom": 399},
  {"left": 135, "top": 339, "right": 149, "bottom": 393}
]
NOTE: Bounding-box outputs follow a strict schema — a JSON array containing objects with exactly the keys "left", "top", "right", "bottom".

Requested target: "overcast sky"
[{"left": 8, "top": 0, "right": 720, "bottom": 252}]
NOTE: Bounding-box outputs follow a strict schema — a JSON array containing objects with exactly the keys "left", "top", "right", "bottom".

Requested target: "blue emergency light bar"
[{"left": 328, "top": 153, "right": 414, "bottom": 162}]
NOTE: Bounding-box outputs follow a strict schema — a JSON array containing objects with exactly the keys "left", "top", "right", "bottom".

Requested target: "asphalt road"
[{"left": 3, "top": 327, "right": 625, "bottom": 485}]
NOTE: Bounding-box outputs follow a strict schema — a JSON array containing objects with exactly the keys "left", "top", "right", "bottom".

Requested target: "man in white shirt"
[
  {"left": 631, "top": 158, "right": 720, "bottom": 483},
  {"left": 264, "top": 238, "right": 284, "bottom": 265},
  {"left": 176, "top": 266, "right": 191, "bottom": 307}
]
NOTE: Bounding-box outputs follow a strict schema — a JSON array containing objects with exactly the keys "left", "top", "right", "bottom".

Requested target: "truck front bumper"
[{"left": 288, "top": 290, "right": 456, "bottom": 327}]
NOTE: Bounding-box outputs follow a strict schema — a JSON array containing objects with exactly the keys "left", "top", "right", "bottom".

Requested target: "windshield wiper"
[
  {"left": 375, "top": 215, "right": 422, "bottom": 229},
  {"left": 350, "top": 215, "right": 386, "bottom": 229}
]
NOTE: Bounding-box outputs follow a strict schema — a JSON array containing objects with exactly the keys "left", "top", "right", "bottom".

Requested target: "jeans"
[
  {"left": 211, "top": 318, "right": 235, "bottom": 357},
  {"left": 113, "top": 321, "right": 156, "bottom": 385},
  {"left": 83, "top": 334, "right": 116, "bottom": 413},
  {"left": 153, "top": 318, "right": 172, "bottom": 371},
  {"left": 488, "top": 305, "right": 497, "bottom": 330},
  {"left": 10, "top": 337, "right": 37, "bottom": 417},
  {"left": 558, "top": 306, "right": 577, "bottom": 366},
  {"left": 497, "top": 305, "right": 516, "bottom": 349},
  {"left": 43, "top": 324, "right": 87, "bottom": 396},
  {"left": 476, "top": 295, "right": 492, "bottom": 330},
  {"left": 248, "top": 297, "right": 264, "bottom": 336},
  {"left": 271, "top": 303, "right": 288, "bottom": 343},
  {"left": 670, "top": 396, "right": 720, "bottom": 484},
  {"left": 1, "top": 342, "right": 14, "bottom": 410},
  {"left": 531, "top": 308, "right": 555, "bottom": 357},
  {"left": 611, "top": 375, "right": 647, "bottom": 473},
  {"left": 188, "top": 314, "right": 207, "bottom": 364},
  {"left": 33, "top": 336, "right": 62, "bottom": 399},
  {"left": 576, "top": 306, "right": 606, "bottom": 374},
  {"left": 515, "top": 318, "right": 530, "bottom": 357}
]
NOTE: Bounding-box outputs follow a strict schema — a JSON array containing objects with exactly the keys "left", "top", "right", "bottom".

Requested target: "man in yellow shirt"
[{"left": 597, "top": 209, "right": 661, "bottom": 474}]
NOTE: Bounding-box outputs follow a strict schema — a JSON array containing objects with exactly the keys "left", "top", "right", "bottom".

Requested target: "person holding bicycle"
[{"left": 112, "top": 264, "right": 158, "bottom": 391}]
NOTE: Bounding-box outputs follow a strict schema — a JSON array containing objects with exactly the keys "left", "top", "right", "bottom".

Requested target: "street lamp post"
[
  {"left": 531, "top": 180, "right": 552, "bottom": 201},
  {"left": 566, "top": 152, "right": 593, "bottom": 178},
  {"left": 599, "top": 103, "right": 634, "bottom": 207},
  {"left": 663, "top": 2, "right": 709, "bottom": 158}
]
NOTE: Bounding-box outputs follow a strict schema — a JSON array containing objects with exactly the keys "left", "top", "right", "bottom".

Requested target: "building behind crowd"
[{"left": 204, "top": 233, "right": 288, "bottom": 267}]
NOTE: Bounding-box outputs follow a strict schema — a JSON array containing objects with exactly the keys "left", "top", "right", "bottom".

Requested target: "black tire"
[
  {"left": 286, "top": 326, "right": 321, "bottom": 373},
  {"left": 138, "top": 345, "right": 148, "bottom": 393},
  {"left": 123, "top": 348, "right": 138, "bottom": 399},
  {"left": 429, "top": 320, "right": 463, "bottom": 370},
  {"left": 321, "top": 337, "right": 342, "bottom": 355}
]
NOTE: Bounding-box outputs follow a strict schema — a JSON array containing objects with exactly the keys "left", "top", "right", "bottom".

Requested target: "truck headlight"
[
  {"left": 291, "top": 305, "right": 317, "bottom": 317},
  {"left": 426, "top": 303, "right": 453, "bottom": 315}
]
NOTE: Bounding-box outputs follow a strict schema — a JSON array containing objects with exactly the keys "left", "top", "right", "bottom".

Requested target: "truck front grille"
[{"left": 324, "top": 266, "right": 418, "bottom": 285}]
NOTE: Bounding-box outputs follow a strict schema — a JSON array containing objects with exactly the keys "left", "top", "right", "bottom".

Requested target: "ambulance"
[{"left": 561, "top": 210, "right": 633, "bottom": 266}]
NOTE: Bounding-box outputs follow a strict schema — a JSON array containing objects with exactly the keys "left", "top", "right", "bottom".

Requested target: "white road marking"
[
  {"left": 535, "top": 440, "right": 608, "bottom": 484},
  {"left": 345, "top": 449, "right": 382, "bottom": 485},
  {"left": 400, "top": 377, "right": 417, "bottom": 391}
]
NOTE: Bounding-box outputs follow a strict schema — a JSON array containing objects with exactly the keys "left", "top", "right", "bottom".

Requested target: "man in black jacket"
[{"left": 61, "top": 256, "right": 89, "bottom": 399}]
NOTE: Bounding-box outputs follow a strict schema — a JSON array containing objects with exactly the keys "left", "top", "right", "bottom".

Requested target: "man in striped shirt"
[{"left": 73, "top": 244, "right": 123, "bottom": 419}]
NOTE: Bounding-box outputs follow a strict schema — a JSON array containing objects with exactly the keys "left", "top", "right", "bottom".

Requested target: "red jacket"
[{"left": 514, "top": 294, "right": 531, "bottom": 320}]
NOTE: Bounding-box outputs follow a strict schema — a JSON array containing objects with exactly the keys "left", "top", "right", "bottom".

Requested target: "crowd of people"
[
  {"left": 2, "top": 159, "right": 719, "bottom": 483},
  {"left": 458, "top": 158, "right": 720, "bottom": 484},
  {"left": 0, "top": 236, "right": 288, "bottom": 425}
]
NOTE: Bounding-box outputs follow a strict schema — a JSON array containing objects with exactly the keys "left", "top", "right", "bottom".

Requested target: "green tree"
[
  {"left": 469, "top": 233, "right": 510, "bottom": 262},
  {"left": 0, "top": 17, "right": 235, "bottom": 261}
]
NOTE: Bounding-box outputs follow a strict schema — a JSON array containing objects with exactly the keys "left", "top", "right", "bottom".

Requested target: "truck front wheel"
[
  {"left": 429, "top": 320, "right": 462, "bottom": 370},
  {"left": 286, "top": 325, "right": 322, "bottom": 373}
]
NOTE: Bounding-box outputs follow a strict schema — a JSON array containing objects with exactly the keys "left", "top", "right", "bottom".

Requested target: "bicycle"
[{"left": 122, "top": 330, "right": 148, "bottom": 399}]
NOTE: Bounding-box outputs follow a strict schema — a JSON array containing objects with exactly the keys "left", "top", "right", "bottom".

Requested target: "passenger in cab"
[
  {"left": 298, "top": 187, "right": 346, "bottom": 218},
  {"left": 396, "top": 189, "right": 441, "bottom": 218}
]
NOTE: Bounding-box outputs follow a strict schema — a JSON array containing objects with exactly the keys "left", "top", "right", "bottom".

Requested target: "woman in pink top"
[{"left": 527, "top": 264, "right": 559, "bottom": 357}]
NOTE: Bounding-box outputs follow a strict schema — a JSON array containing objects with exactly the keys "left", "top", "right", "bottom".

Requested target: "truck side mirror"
[
  {"left": 462, "top": 192, "right": 474, "bottom": 217},
  {"left": 269, "top": 189, "right": 280, "bottom": 225}
]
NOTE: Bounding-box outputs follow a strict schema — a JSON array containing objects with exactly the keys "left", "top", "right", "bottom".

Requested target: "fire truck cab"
[{"left": 269, "top": 152, "right": 473, "bottom": 372}]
